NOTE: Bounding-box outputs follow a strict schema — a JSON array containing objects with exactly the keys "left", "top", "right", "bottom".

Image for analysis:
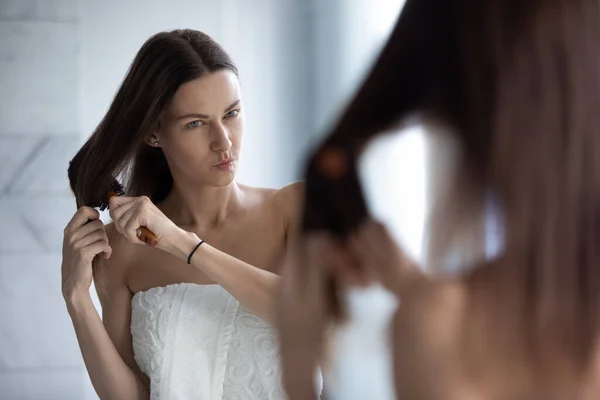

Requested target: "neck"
[{"left": 160, "top": 181, "right": 242, "bottom": 229}]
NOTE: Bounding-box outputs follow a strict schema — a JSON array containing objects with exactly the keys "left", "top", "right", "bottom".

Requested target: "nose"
[{"left": 210, "top": 121, "right": 232, "bottom": 153}]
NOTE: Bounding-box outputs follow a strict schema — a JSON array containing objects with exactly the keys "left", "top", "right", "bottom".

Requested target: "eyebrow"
[{"left": 176, "top": 100, "right": 241, "bottom": 120}]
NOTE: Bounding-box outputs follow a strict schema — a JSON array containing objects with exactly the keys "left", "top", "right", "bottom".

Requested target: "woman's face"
[{"left": 157, "top": 70, "right": 244, "bottom": 187}]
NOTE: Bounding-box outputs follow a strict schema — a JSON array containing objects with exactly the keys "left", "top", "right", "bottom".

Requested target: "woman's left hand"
[{"left": 108, "top": 195, "right": 186, "bottom": 253}]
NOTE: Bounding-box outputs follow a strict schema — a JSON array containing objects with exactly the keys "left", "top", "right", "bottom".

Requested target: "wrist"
[
  {"left": 171, "top": 229, "right": 202, "bottom": 261},
  {"left": 64, "top": 290, "right": 92, "bottom": 316}
]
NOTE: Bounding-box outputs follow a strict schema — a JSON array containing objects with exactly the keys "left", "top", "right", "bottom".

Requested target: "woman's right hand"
[
  {"left": 348, "top": 219, "right": 421, "bottom": 296},
  {"left": 61, "top": 207, "right": 112, "bottom": 303}
]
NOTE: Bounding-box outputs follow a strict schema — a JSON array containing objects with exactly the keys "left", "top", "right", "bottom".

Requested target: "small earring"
[{"left": 154, "top": 141, "right": 159, "bottom": 146}]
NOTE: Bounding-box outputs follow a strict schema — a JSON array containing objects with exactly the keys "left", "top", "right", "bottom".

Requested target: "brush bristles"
[
  {"left": 111, "top": 181, "right": 126, "bottom": 196},
  {"left": 98, "top": 180, "right": 125, "bottom": 211}
]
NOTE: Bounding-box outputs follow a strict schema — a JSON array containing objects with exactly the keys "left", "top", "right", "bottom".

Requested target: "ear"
[{"left": 144, "top": 132, "right": 161, "bottom": 148}]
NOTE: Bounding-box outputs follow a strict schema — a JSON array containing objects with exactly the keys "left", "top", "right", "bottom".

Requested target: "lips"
[
  {"left": 214, "top": 158, "right": 235, "bottom": 167},
  {"left": 214, "top": 158, "right": 236, "bottom": 172}
]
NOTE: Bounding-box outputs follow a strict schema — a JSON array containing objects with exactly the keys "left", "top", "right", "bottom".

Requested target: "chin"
[{"left": 206, "top": 172, "right": 236, "bottom": 188}]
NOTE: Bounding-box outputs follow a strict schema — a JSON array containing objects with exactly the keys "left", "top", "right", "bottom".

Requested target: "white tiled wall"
[
  {"left": 0, "top": 22, "right": 79, "bottom": 136},
  {"left": 0, "top": 370, "right": 83, "bottom": 400},
  {"left": 0, "top": 0, "right": 85, "bottom": 399},
  {"left": 0, "top": 0, "right": 78, "bottom": 22}
]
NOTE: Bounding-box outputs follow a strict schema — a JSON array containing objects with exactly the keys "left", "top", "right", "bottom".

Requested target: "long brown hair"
[
  {"left": 68, "top": 29, "right": 237, "bottom": 208},
  {"left": 302, "top": 0, "right": 600, "bottom": 370}
]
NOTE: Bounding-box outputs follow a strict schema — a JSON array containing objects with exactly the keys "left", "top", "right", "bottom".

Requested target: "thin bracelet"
[{"left": 187, "top": 240, "right": 205, "bottom": 264}]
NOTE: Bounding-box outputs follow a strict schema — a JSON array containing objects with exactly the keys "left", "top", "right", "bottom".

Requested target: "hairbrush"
[
  {"left": 101, "top": 180, "right": 159, "bottom": 247},
  {"left": 67, "top": 156, "right": 158, "bottom": 247}
]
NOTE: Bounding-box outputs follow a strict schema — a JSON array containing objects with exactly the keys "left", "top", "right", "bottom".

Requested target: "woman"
[
  {"left": 62, "top": 29, "right": 312, "bottom": 399},
  {"left": 280, "top": 0, "right": 600, "bottom": 399}
]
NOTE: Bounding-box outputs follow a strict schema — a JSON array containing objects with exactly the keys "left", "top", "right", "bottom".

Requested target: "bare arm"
[
  {"left": 67, "top": 281, "right": 149, "bottom": 400},
  {"left": 178, "top": 238, "right": 279, "bottom": 323},
  {"left": 171, "top": 182, "right": 304, "bottom": 325},
  {"left": 107, "top": 182, "right": 304, "bottom": 326},
  {"left": 62, "top": 209, "right": 148, "bottom": 400}
]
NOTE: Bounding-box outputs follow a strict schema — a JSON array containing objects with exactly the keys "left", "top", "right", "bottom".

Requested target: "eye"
[
  {"left": 186, "top": 120, "right": 203, "bottom": 128},
  {"left": 225, "top": 109, "right": 239, "bottom": 118}
]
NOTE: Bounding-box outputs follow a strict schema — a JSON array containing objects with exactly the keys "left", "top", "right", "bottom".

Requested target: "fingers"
[
  {"left": 303, "top": 233, "right": 371, "bottom": 290},
  {"left": 85, "top": 238, "right": 113, "bottom": 260},
  {"left": 125, "top": 207, "right": 147, "bottom": 244},
  {"left": 349, "top": 219, "right": 425, "bottom": 295},
  {"left": 114, "top": 205, "right": 147, "bottom": 245},
  {"left": 305, "top": 234, "right": 343, "bottom": 289},
  {"left": 109, "top": 196, "right": 138, "bottom": 223},
  {"left": 109, "top": 196, "right": 151, "bottom": 245},
  {"left": 326, "top": 241, "right": 370, "bottom": 287},
  {"left": 71, "top": 231, "right": 112, "bottom": 262},
  {"left": 283, "top": 226, "right": 384, "bottom": 302},
  {"left": 64, "top": 206, "right": 100, "bottom": 234},
  {"left": 108, "top": 195, "right": 139, "bottom": 209},
  {"left": 67, "top": 219, "right": 103, "bottom": 243},
  {"left": 349, "top": 219, "right": 390, "bottom": 263},
  {"left": 349, "top": 228, "right": 379, "bottom": 269},
  {"left": 69, "top": 218, "right": 112, "bottom": 258},
  {"left": 75, "top": 230, "right": 109, "bottom": 249},
  {"left": 356, "top": 219, "right": 387, "bottom": 247}
]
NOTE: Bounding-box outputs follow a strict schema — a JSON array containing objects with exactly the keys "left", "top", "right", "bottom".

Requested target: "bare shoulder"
[
  {"left": 238, "top": 181, "right": 305, "bottom": 242},
  {"left": 275, "top": 181, "right": 305, "bottom": 200},
  {"left": 237, "top": 181, "right": 304, "bottom": 213},
  {"left": 272, "top": 181, "right": 305, "bottom": 225}
]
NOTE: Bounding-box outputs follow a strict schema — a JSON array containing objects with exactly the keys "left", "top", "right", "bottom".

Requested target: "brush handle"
[{"left": 138, "top": 226, "right": 158, "bottom": 248}]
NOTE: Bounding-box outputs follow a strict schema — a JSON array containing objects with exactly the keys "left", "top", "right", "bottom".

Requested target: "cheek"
[
  {"left": 166, "top": 142, "right": 209, "bottom": 172},
  {"left": 230, "top": 131, "right": 243, "bottom": 149},
  {"left": 229, "top": 120, "right": 244, "bottom": 146},
  {"left": 162, "top": 130, "right": 210, "bottom": 161}
]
